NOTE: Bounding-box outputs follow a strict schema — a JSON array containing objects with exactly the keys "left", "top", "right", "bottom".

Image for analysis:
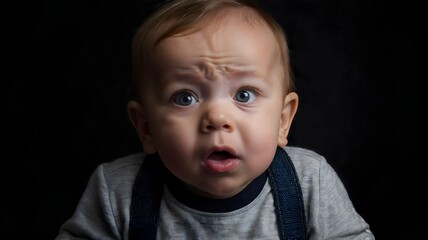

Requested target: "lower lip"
[{"left": 201, "top": 158, "right": 240, "bottom": 173}]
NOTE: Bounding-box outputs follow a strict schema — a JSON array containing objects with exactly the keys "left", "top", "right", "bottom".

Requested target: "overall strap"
[
  {"left": 268, "top": 147, "right": 307, "bottom": 240},
  {"left": 129, "top": 153, "right": 164, "bottom": 240},
  {"left": 129, "top": 148, "right": 307, "bottom": 240}
]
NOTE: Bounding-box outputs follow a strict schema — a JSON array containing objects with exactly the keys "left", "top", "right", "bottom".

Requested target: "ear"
[
  {"left": 277, "top": 92, "right": 299, "bottom": 147},
  {"left": 127, "top": 100, "right": 157, "bottom": 154}
]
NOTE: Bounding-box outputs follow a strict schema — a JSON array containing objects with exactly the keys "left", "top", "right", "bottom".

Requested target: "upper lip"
[{"left": 203, "top": 145, "right": 238, "bottom": 159}]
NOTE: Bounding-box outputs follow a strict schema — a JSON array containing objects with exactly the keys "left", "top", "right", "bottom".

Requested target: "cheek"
[
  {"left": 242, "top": 120, "right": 279, "bottom": 153},
  {"left": 149, "top": 114, "right": 197, "bottom": 151},
  {"left": 150, "top": 123, "right": 193, "bottom": 177},
  {"left": 146, "top": 111, "right": 200, "bottom": 168},
  {"left": 244, "top": 105, "right": 281, "bottom": 139},
  {"left": 239, "top": 109, "right": 281, "bottom": 164}
]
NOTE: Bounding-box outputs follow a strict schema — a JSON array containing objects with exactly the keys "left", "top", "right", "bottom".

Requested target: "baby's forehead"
[
  {"left": 132, "top": 4, "right": 292, "bottom": 99},
  {"left": 146, "top": 14, "right": 284, "bottom": 90},
  {"left": 157, "top": 14, "right": 278, "bottom": 59},
  {"left": 163, "top": 8, "right": 274, "bottom": 44},
  {"left": 154, "top": 10, "right": 279, "bottom": 59}
]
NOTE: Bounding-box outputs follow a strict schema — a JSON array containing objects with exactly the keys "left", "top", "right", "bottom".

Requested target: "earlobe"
[
  {"left": 277, "top": 92, "right": 299, "bottom": 147},
  {"left": 127, "top": 101, "right": 157, "bottom": 154}
]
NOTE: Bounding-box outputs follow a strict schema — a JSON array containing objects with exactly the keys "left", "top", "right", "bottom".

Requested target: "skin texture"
[{"left": 128, "top": 11, "right": 298, "bottom": 199}]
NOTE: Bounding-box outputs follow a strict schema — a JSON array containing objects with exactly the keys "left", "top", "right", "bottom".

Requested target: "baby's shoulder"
[
  {"left": 284, "top": 146, "right": 326, "bottom": 165},
  {"left": 97, "top": 152, "right": 145, "bottom": 181},
  {"left": 283, "top": 146, "right": 329, "bottom": 181}
]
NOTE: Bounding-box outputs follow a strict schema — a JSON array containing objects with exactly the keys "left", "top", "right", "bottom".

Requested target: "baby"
[{"left": 56, "top": 0, "right": 375, "bottom": 239}]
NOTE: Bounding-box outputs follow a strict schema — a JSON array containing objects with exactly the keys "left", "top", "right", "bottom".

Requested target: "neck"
[{"left": 165, "top": 171, "right": 268, "bottom": 213}]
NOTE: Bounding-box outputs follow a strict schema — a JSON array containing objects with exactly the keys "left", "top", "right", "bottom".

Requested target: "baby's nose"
[{"left": 200, "top": 104, "right": 234, "bottom": 133}]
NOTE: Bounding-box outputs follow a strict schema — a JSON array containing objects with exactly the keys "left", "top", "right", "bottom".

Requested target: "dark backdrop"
[{"left": 3, "top": 0, "right": 424, "bottom": 239}]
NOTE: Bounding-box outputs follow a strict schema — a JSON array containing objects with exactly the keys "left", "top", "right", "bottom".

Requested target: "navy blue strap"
[
  {"left": 129, "top": 153, "right": 164, "bottom": 240},
  {"left": 129, "top": 147, "right": 307, "bottom": 239},
  {"left": 268, "top": 147, "right": 307, "bottom": 240}
]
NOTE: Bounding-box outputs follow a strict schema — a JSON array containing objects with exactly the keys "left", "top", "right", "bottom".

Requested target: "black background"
[{"left": 3, "top": 0, "right": 425, "bottom": 239}]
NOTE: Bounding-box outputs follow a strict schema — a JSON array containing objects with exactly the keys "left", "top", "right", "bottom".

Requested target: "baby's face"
[{"left": 136, "top": 13, "right": 297, "bottom": 198}]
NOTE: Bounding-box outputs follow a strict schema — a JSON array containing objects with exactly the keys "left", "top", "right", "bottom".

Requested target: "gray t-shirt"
[{"left": 56, "top": 146, "right": 374, "bottom": 239}]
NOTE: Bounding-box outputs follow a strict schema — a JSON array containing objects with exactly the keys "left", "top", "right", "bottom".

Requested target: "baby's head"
[
  {"left": 128, "top": 0, "right": 298, "bottom": 198},
  {"left": 132, "top": 0, "right": 294, "bottom": 99}
]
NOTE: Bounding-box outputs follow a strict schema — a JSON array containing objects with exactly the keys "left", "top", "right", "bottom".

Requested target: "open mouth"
[
  {"left": 207, "top": 151, "right": 236, "bottom": 161},
  {"left": 202, "top": 149, "right": 240, "bottom": 173}
]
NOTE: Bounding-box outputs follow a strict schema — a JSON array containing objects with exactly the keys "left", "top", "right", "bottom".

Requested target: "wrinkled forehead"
[
  {"left": 152, "top": 10, "right": 281, "bottom": 71},
  {"left": 133, "top": 6, "right": 289, "bottom": 102}
]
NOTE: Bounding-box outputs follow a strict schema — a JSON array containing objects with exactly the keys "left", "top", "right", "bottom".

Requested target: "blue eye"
[
  {"left": 173, "top": 91, "right": 198, "bottom": 106},
  {"left": 235, "top": 90, "right": 256, "bottom": 103}
]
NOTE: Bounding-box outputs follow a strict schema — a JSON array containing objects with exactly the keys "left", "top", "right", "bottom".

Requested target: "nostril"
[
  {"left": 222, "top": 124, "right": 232, "bottom": 130},
  {"left": 206, "top": 125, "right": 216, "bottom": 131},
  {"left": 204, "top": 123, "right": 233, "bottom": 132}
]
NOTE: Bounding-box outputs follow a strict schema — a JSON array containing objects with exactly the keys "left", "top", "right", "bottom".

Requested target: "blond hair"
[{"left": 131, "top": 0, "right": 294, "bottom": 100}]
